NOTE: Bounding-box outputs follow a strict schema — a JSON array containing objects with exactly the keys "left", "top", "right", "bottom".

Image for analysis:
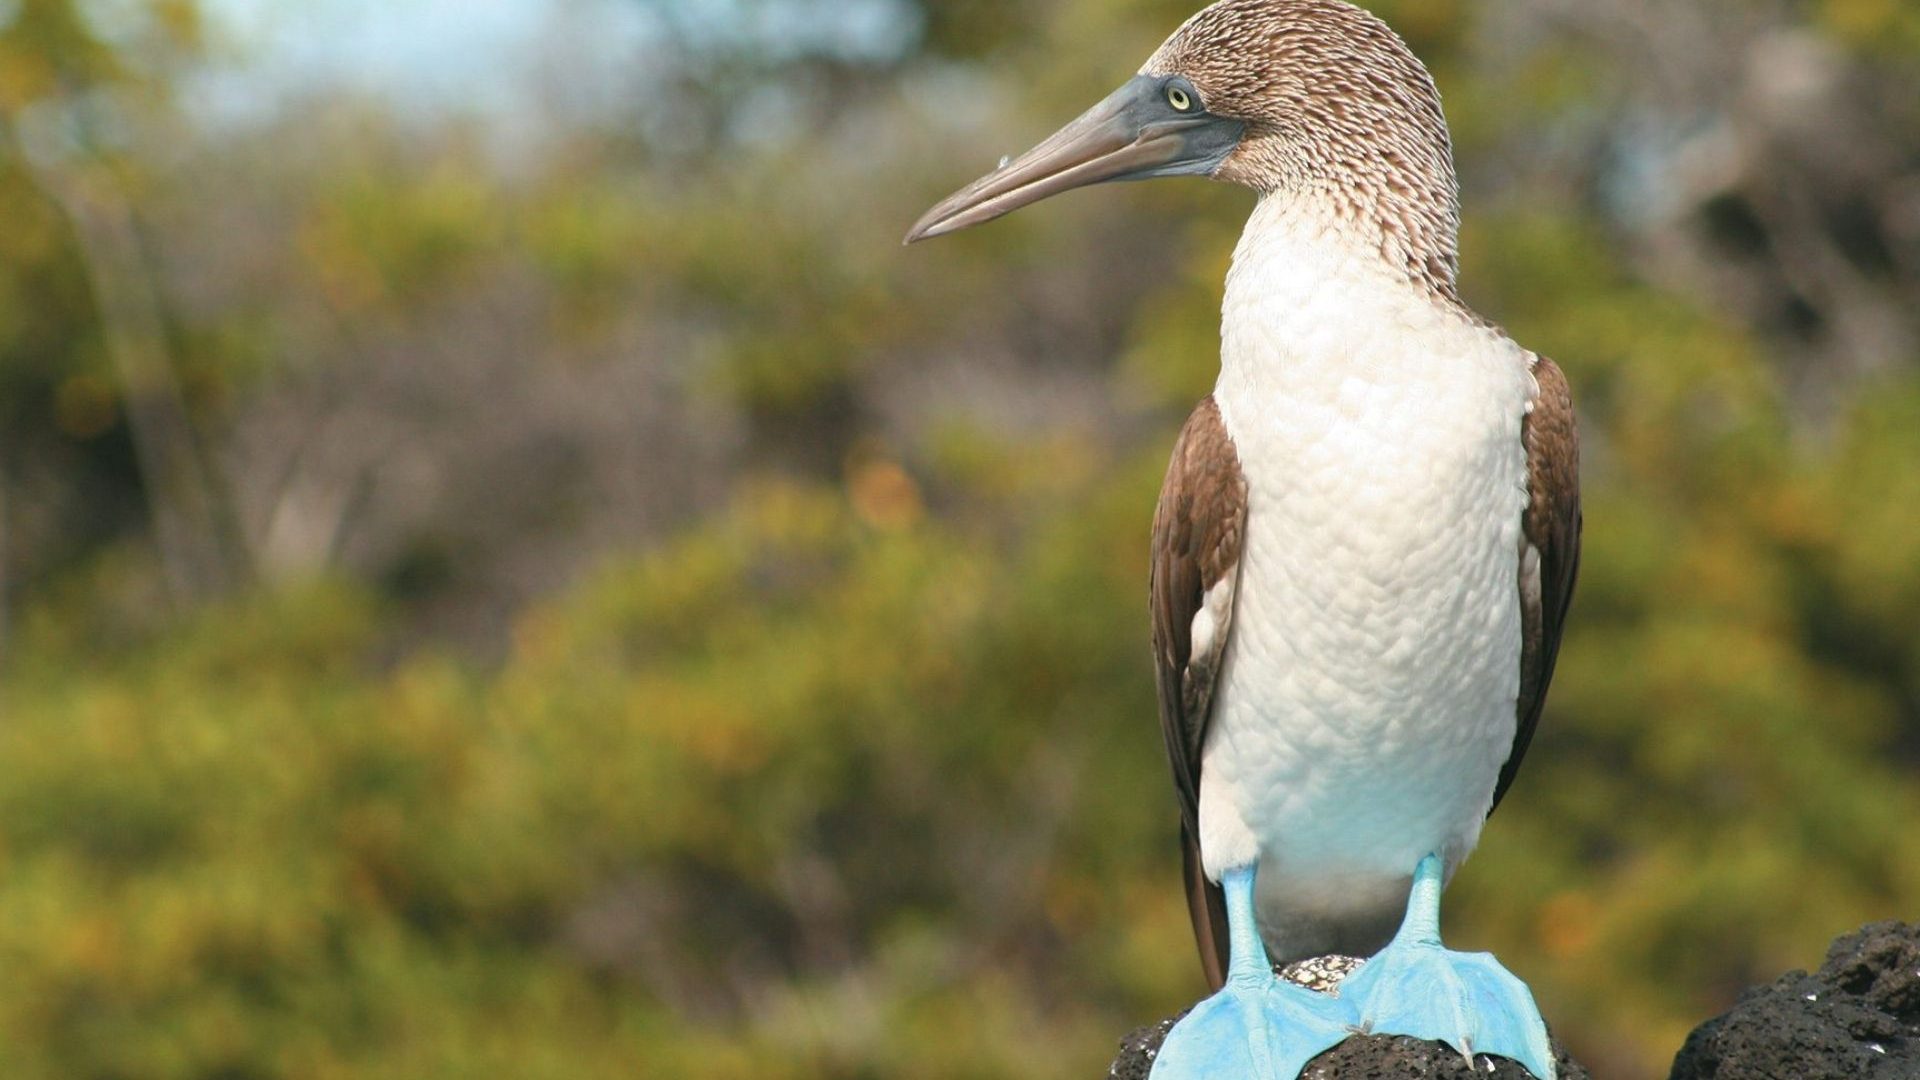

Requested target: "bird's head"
[{"left": 905, "top": 0, "right": 1460, "bottom": 281}]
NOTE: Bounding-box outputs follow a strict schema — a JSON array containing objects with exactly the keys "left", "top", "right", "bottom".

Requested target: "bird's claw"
[
  {"left": 1149, "top": 864, "right": 1359, "bottom": 1079},
  {"left": 1335, "top": 854, "right": 1556, "bottom": 1080}
]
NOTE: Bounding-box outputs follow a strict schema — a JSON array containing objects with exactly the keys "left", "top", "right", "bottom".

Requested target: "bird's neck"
[{"left": 1217, "top": 193, "right": 1480, "bottom": 406}]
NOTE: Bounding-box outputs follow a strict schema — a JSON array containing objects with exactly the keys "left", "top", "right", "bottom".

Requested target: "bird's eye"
[{"left": 1167, "top": 85, "right": 1194, "bottom": 112}]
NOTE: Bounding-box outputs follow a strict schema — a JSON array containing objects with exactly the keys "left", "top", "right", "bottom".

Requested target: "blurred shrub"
[{"left": 0, "top": 440, "right": 1186, "bottom": 1077}]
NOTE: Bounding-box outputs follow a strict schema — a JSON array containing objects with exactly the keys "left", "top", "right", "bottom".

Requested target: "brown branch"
[{"left": 9, "top": 110, "right": 249, "bottom": 603}]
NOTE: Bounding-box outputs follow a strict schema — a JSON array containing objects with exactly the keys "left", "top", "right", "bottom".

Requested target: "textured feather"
[
  {"left": 1495, "top": 355, "right": 1582, "bottom": 811},
  {"left": 1150, "top": 396, "right": 1248, "bottom": 990}
]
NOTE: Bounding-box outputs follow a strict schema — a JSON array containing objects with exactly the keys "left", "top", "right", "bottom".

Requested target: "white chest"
[{"left": 1195, "top": 199, "right": 1537, "bottom": 947}]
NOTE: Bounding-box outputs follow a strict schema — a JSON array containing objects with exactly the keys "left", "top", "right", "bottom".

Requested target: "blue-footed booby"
[{"left": 906, "top": 1, "right": 1581, "bottom": 1078}]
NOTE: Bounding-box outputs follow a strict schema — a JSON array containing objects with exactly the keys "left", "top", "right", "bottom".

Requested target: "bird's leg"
[
  {"left": 1149, "top": 863, "right": 1358, "bottom": 1080},
  {"left": 1337, "top": 852, "right": 1556, "bottom": 1079}
]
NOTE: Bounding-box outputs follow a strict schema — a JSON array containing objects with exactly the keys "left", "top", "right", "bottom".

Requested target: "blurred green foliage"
[{"left": 3, "top": 1, "right": 1920, "bottom": 1078}]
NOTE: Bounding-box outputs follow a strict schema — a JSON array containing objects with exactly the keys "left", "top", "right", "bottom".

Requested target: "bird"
[{"left": 905, "top": 1, "right": 1581, "bottom": 1078}]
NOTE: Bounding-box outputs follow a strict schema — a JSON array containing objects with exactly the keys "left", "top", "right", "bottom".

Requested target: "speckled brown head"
[{"left": 905, "top": 0, "right": 1461, "bottom": 290}]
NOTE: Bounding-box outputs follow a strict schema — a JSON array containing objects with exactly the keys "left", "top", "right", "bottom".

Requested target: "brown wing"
[
  {"left": 1493, "top": 355, "right": 1582, "bottom": 812},
  {"left": 1149, "top": 396, "right": 1248, "bottom": 991}
]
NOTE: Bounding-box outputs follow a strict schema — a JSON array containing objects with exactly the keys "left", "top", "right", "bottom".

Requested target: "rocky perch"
[
  {"left": 1670, "top": 920, "right": 1920, "bottom": 1080},
  {"left": 1108, "top": 920, "right": 1920, "bottom": 1079},
  {"left": 1107, "top": 1008, "right": 1590, "bottom": 1080}
]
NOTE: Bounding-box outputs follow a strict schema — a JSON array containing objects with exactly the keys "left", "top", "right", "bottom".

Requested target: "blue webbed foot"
[
  {"left": 1338, "top": 853, "right": 1555, "bottom": 1080},
  {"left": 1150, "top": 865, "right": 1358, "bottom": 1080}
]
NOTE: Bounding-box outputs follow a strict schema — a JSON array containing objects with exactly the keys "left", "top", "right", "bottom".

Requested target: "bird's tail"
[{"left": 1181, "top": 824, "right": 1230, "bottom": 992}]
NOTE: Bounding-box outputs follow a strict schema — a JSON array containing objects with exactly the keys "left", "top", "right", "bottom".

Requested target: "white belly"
[{"left": 1200, "top": 304, "right": 1536, "bottom": 961}]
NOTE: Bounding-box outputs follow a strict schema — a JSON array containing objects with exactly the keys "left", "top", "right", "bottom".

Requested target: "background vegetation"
[{"left": 2, "top": 0, "right": 1918, "bottom": 1077}]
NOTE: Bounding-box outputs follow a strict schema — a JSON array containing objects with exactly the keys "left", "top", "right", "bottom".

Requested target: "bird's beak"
[{"left": 904, "top": 75, "right": 1245, "bottom": 244}]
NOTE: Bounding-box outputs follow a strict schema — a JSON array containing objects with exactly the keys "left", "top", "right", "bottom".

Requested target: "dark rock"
[
  {"left": 1108, "top": 1013, "right": 1181, "bottom": 1080},
  {"left": 1106, "top": 1002, "right": 1591, "bottom": 1079},
  {"left": 1668, "top": 919, "right": 1920, "bottom": 1080},
  {"left": 1297, "top": 1033, "right": 1589, "bottom": 1079}
]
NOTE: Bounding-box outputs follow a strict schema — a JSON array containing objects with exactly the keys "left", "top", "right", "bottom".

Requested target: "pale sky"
[
  {"left": 190, "top": 0, "right": 597, "bottom": 123},
  {"left": 188, "top": 0, "right": 916, "bottom": 122}
]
